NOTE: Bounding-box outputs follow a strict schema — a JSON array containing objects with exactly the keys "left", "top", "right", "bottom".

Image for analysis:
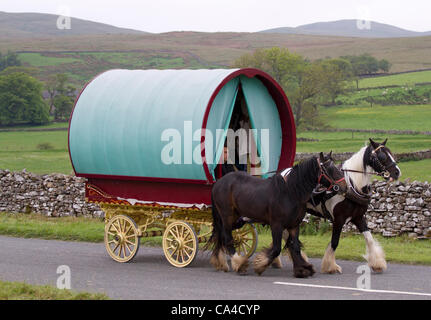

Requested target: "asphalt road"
[{"left": 1, "top": 235, "right": 430, "bottom": 300}]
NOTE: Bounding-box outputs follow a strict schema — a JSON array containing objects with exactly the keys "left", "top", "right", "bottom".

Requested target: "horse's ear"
[
  {"left": 369, "top": 138, "right": 378, "bottom": 149},
  {"left": 382, "top": 138, "right": 388, "bottom": 146},
  {"left": 319, "top": 152, "right": 324, "bottom": 162},
  {"left": 329, "top": 150, "right": 333, "bottom": 158}
]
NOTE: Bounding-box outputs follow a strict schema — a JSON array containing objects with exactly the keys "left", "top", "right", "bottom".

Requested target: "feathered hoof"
[
  {"left": 231, "top": 253, "right": 249, "bottom": 275},
  {"left": 369, "top": 260, "right": 387, "bottom": 273},
  {"left": 253, "top": 251, "right": 270, "bottom": 276},
  {"left": 321, "top": 262, "right": 343, "bottom": 274},
  {"left": 294, "top": 263, "right": 315, "bottom": 278},
  {"left": 210, "top": 251, "right": 229, "bottom": 272},
  {"left": 271, "top": 256, "right": 283, "bottom": 269}
]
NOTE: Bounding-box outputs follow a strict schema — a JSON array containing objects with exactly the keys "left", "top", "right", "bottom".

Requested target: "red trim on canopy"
[{"left": 200, "top": 68, "right": 296, "bottom": 183}]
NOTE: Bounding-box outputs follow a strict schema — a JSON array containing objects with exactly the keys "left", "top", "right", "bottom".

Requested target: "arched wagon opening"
[{"left": 69, "top": 68, "right": 296, "bottom": 206}]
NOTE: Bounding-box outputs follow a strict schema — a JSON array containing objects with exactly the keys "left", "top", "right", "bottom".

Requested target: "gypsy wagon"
[{"left": 68, "top": 68, "right": 296, "bottom": 267}]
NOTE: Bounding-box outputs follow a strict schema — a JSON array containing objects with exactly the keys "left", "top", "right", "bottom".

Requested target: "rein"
[{"left": 341, "top": 168, "right": 390, "bottom": 179}]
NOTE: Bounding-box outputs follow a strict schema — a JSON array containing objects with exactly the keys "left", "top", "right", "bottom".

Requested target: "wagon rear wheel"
[
  {"left": 105, "top": 215, "right": 140, "bottom": 263},
  {"left": 163, "top": 221, "right": 198, "bottom": 268},
  {"left": 233, "top": 223, "right": 258, "bottom": 258}
]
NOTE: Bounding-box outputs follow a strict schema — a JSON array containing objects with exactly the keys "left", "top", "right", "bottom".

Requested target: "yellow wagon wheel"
[
  {"left": 233, "top": 223, "right": 258, "bottom": 258},
  {"left": 105, "top": 215, "right": 140, "bottom": 263},
  {"left": 163, "top": 221, "right": 198, "bottom": 268}
]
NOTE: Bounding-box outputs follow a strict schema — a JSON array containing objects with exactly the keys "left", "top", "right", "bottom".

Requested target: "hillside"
[
  {"left": 1, "top": 12, "right": 431, "bottom": 86},
  {"left": 0, "top": 11, "right": 145, "bottom": 38},
  {"left": 260, "top": 19, "right": 431, "bottom": 38}
]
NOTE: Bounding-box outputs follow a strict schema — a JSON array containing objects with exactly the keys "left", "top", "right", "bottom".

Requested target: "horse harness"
[{"left": 341, "top": 145, "right": 396, "bottom": 180}]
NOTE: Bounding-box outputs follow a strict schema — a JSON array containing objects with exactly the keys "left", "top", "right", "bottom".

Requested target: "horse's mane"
[{"left": 272, "top": 156, "right": 319, "bottom": 203}]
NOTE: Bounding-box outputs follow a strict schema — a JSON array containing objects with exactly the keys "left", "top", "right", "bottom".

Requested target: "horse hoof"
[
  {"left": 253, "top": 251, "right": 269, "bottom": 276},
  {"left": 305, "top": 263, "right": 316, "bottom": 276},
  {"left": 294, "top": 268, "right": 311, "bottom": 278},
  {"left": 271, "top": 256, "right": 283, "bottom": 269},
  {"left": 371, "top": 266, "right": 385, "bottom": 273},
  {"left": 321, "top": 263, "right": 342, "bottom": 274},
  {"left": 294, "top": 264, "right": 315, "bottom": 278},
  {"left": 232, "top": 254, "right": 249, "bottom": 275}
]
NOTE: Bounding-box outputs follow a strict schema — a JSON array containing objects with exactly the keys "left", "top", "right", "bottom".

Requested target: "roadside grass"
[
  {"left": 0, "top": 213, "right": 104, "bottom": 242},
  {"left": 359, "top": 70, "right": 431, "bottom": 89},
  {"left": 319, "top": 104, "right": 431, "bottom": 132},
  {"left": 257, "top": 229, "right": 431, "bottom": 266},
  {"left": 1, "top": 213, "right": 430, "bottom": 266},
  {"left": 0, "top": 280, "right": 109, "bottom": 300}
]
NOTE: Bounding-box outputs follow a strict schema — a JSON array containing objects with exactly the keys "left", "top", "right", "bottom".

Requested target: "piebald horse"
[{"left": 305, "top": 139, "right": 401, "bottom": 274}]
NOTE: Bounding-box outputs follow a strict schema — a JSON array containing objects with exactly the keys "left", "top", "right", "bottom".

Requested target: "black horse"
[
  {"left": 305, "top": 139, "right": 401, "bottom": 274},
  {"left": 207, "top": 152, "right": 347, "bottom": 278}
]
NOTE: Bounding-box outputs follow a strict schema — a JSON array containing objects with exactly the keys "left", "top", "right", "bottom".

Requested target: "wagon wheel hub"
[{"left": 114, "top": 233, "right": 126, "bottom": 245}]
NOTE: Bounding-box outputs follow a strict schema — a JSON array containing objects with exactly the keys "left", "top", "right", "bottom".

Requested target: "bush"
[{"left": 36, "top": 142, "right": 54, "bottom": 150}]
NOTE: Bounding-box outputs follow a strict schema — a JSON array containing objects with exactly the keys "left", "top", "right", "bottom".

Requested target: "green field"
[
  {"left": 359, "top": 70, "right": 431, "bottom": 89},
  {"left": 0, "top": 127, "right": 429, "bottom": 181},
  {"left": 319, "top": 104, "right": 431, "bottom": 132},
  {"left": 17, "top": 51, "right": 219, "bottom": 86},
  {"left": 297, "top": 131, "right": 431, "bottom": 153},
  {"left": 17, "top": 53, "right": 81, "bottom": 67},
  {"left": 0, "top": 131, "right": 73, "bottom": 174}
]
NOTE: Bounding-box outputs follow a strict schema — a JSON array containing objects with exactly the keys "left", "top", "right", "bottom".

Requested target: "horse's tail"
[{"left": 205, "top": 195, "right": 225, "bottom": 254}]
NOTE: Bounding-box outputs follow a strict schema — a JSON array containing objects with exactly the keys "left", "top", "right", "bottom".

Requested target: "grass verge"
[
  {"left": 0, "top": 280, "right": 109, "bottom": 300},
  {"left": 258, "top": 231, "right": 431, "bottom": 266},
  {"left": 1, "top": 213, "right": 430, "bottom": 266}
]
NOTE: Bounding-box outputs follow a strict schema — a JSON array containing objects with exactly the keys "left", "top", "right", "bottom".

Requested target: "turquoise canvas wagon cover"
[{"left": 68, "top": 68, "right": 296, "bottom": 205}]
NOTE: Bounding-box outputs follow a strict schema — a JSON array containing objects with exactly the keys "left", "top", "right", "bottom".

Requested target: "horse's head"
[
  {"left": 366, "top": 138, "right": 401, "bottom": 182},
  {"left": 316, "top": 151, "right": 348, "bottom": 194}
]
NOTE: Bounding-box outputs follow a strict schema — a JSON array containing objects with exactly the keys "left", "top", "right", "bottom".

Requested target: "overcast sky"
[{"left": 1, "top": 0, "right": 431, "bottom": 33}]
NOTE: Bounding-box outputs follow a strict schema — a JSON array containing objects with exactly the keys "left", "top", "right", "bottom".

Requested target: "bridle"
[
  {"left": 315, "top": 158, "right": 345, "bottom": 193},
  {"left": 341, "top": 145, "right": 396, "bottom": 180}
]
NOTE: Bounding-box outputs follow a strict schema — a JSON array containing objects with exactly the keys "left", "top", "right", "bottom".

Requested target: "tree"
[
  {"left": 341, "top": 54, "right": 392, "bottom": 89},
  {"left": 0, "top": 51, "right": 22, "bottom": 72},
  {"left": 0, "top": 73, "right": 49, "bottom": 125},
  {"left": 46, "top": 73, "right": 76, "bottom": 118},
  {"left": 234, "top": 48, "right": 351, "bottom": 127},
  {"left": 378, "top": 59, "right": 391, "bottom": 73},
  {"left": 53, "top": 94, "right": 74, "bottom": 121},
  {"left": 319, "top": 58, "right": 353, "bottom": 105}
]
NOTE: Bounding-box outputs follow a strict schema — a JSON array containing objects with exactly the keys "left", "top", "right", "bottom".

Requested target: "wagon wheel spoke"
[
  {"left": 124, "top": 224, "right": 132, "bottom": 236},
  {"left": 125, "top": 239, "right": 136, "bottom": 246},
  {"left": 169, "top": 229, "right": 179, "bottom": 240}
]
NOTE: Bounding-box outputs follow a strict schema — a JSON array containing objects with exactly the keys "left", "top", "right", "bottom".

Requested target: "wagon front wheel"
[
  {"left": 105, "top": 215, "right": 140, "bottom": 263},
  {"left": 163, "top": 221, "right": 198, "bottom": 268}
]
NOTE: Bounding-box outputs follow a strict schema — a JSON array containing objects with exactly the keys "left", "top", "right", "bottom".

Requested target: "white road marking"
[{"left": 274, "top": 281, "right": 431, "bottom": 297}]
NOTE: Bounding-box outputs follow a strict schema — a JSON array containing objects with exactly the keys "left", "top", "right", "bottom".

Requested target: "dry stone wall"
[{"left": 0, "top": 169, "right": 430, "bottom": 238}]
